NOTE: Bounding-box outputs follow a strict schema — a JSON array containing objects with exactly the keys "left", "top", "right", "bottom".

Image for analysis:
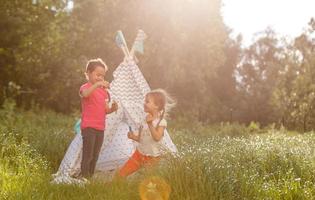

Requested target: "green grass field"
[{"left": 2, "top": 102, "right": 315, "bottom": 199}]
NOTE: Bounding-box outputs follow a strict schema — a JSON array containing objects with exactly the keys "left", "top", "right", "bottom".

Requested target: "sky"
[{"left": 222, "top": 0, "right": 315, "bottom": 46}]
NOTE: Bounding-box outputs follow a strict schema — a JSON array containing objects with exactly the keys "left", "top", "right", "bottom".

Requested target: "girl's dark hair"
[{"left": 85, "top": 58, "right": 108, "bottom": 73}]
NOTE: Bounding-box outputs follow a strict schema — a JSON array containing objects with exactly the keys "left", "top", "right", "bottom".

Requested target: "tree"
[
  {"left": 237, "top": 28, "right": 283, "bottom": 125},
  {"left": 273, "top": 18, "right": 315, "bottom": 131},
  {"left": 1, "top": 0, "right": 235, "bottom": 120}
]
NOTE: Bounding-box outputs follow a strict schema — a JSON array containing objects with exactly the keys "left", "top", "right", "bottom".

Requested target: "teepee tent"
[{"left": 52, "top": 30, "right": 177, "bottom": 183}]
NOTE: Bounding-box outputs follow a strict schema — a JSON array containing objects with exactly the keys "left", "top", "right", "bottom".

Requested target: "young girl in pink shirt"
[{"left": 79, "top": 58, "right": 118, "bottom": 178}]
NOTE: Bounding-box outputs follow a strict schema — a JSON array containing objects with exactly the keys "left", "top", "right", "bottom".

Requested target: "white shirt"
[{"left": 137, "top": 118, "right": 167, "bottom": 157}]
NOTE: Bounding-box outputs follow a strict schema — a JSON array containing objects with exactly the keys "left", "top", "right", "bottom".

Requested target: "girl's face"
[
  {"left": 144, "top": 95, "right": 159, "bottom": 114},
  {"left": 87, "top": 66, "right": 106, "bottom": 84}
]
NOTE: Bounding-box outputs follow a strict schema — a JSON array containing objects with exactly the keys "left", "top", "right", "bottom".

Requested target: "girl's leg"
[
  {"left": 89, "top": 130, "right": 104, "bottom": 176},
  {"left": 119, "top": 150, "right": 143, "bottom": 177},
  {"left": 81, "top": 128, "right": 96, "bottom": 178},
  {"left": 143, "top": 156, "right": 160, "bottom": 172},
  {"left": 144, "top": 156, "right": 160, "bottom": 167}
]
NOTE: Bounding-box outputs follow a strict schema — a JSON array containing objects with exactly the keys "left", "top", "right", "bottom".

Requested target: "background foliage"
[{"left": 1, "top": 0, "right": 315, "bottom": 130}]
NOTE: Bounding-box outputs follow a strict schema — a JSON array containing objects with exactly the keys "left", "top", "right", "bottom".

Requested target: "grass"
[{"left": 1, "top": 100, "right": 315, "bottom": 199}]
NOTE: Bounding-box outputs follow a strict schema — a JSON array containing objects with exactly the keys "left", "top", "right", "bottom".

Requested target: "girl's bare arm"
[
  {"left": 128, "top": 132, "right": 140, "bottom": 142},
  {"left": 148, "top": 124, "right": 165, "bottom": 142}
]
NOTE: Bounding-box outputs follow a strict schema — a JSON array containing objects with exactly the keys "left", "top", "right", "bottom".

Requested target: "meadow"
[{"left": 1, "top": 100, "right": 315, "bottom": 200}]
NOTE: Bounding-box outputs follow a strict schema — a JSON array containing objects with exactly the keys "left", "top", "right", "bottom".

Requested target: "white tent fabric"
[{"left": 52, "top": 30, "right": 177, "bottom": 184}]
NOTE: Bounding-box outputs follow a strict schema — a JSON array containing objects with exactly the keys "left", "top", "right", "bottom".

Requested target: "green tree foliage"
[
  {"left": 236, "top": 28, "right": 283, "bottom": 125},
  {"left": 0, "top": 0, "right": 82, "bottom": 112},
  {"left": 206, "top": 35, "right": 242, "bottom": 122},
  {"left": 6, "top": 1, "right": 315, "bottom": 130},
  {"left": 273, "top": 19, "right": 315, "bottom": 131},
  {"left": 1, "top": 0, "right": 236, "bottom": 120}
]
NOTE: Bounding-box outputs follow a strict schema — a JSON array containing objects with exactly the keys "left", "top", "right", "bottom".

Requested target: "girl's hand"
[
  {"left": 127, "top": 132, "right": 134, "bottom": 139},
  {"left": 139, "top": 125, "right": 143, "bottom": 134},
  {"left": 146, "top": 114, "right": 154, "bottom": 124},
  {"left": 111, "top": 101, "right": 118, "bottom": 112},
  {"left": 95, "top": 81, "right": 110, "bottom": 89}
]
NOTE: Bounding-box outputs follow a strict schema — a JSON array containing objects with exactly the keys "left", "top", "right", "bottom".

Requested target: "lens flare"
[{"left": 139, "top": 176, "right": 171, "bottom": 200}]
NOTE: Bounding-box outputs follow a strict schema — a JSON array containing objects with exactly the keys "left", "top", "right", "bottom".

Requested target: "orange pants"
[{"left": 119, "top": 149, "right": 160, "bottom": 177}]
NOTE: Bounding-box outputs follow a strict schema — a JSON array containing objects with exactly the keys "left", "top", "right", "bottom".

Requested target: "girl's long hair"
[{"left": 146, "top": 89, "right": 176, "bottom": 126}]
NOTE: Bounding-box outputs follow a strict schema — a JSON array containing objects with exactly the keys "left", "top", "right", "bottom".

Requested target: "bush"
[
  {"left": 170, "top": 115, "right": 262, "bottom": 137},
  {"left": 0, "top": 99, "right": 76, "bottom": 170},
  {"left": 0, "top": 130, "right": 49, "bottom": 199}
]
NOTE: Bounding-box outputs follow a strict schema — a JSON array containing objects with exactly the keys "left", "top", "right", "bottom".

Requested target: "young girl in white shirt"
[{"left": 119, "top": 89, "right": 175, "bottom": 177}]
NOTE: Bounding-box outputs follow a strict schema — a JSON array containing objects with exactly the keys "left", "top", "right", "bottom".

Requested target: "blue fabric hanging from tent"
[{"left": 74, "top": 119, "right": 81, "bottom": 134}]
